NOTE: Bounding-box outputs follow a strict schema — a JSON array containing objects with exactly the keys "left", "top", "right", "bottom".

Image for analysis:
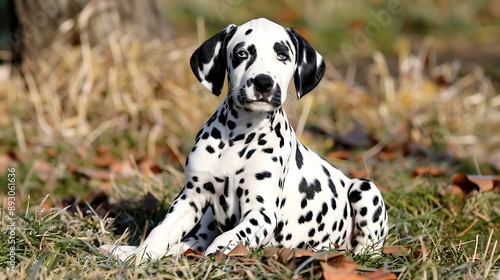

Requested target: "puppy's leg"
[
  {"left": 101, "top": 188, "right": 209, "bottom": 261},
  {"left": 348, "top": 179, "right": 388, "bottom": 254}
]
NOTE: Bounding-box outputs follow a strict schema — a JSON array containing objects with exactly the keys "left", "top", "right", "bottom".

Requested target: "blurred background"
[{"left": 0, "top": 0, "right": 499, "bottom": 203}]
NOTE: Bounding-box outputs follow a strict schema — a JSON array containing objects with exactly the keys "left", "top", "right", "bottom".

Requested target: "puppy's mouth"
[{"left": 235, "top": 86, "right": 282, "bottom": 111}]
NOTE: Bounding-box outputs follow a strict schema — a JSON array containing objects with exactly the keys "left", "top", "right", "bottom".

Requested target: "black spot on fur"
[
  {"left": 246, "top": 149, "right": 256, "bottom": 159},
  {"left": 189, "top": 202, "right": 198, "bottom": 212},
  {"left": 330, "top": 198, "right": 337, "bottom": 210},
  {"left": 236, "top": 187, "right": 243, "bottom": 198},
  {"left": 295, "top": 144, "right": 304, "bottom": 169},
  {"left": 298, "top": 178, "right": 322, "bottom": 199},
  {"left": 360, "top": 207, "right": 367, "bottom": 216},
  {"left": 349, "top": 190, "right": 362, "bottom": 203},
  {"left": 245, "top": 44, "right": 257, "bottom": 71},
  {"left": 373, "top": 206, "right": 382, "bottom": 223},
  {"left": 245, "top": 132, "right": 256, "bottom": 144},
  {"left": 206, "top": 145, "right": 215, "bottom": 154},
  {"left": 245, "top": 29, "right": 252, "bottom": 35},
  {"left": 249, "top": 218, "right": 259, "bottom": 226},
  {"left": 298, "top": 211, "right": 313, "bottom": 224},
  {"left": 274, "top": 123, "right": 284, "bottom": 148},
  {"left": 255, "top": 171, "right": 272, "bottom": 180},
  {"left": 262, "top": 148, "right": 273, "bottom": 154},
  {"left": 203, "top": 182, "right": 215, "bottom": 194},
  {"left": 360, "top": 181, "right": 372, "bottom": 191},
  {"left": 373, "top": 196, "right": 379, "bottom": 206},
  {"left": 227, "top": 120, "right": 236, "bottom": 130}
]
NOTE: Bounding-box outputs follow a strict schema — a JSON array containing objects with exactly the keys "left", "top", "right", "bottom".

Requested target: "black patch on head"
[
  {"left": 273, "top": 41, "right": 292, "bottom": 63},
  {"left": 245, "top": 29, "right": 253, "bottom": 35},
  {"left": 373, "top": 196, "right": 379, "bottom": 206},
  {"left": 245, "top": 44, "right": 257, "bottom": 71},
  {"left": 231, "top": 42, "right": 246, "bottom": 69}
]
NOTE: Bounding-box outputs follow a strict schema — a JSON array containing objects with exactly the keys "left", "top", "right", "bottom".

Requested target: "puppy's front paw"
[{"left": 100, "top": 245, "right": 140, "bottom": 262}]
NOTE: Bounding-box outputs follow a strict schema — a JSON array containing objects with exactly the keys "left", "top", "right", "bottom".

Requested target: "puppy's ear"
[
  {"left": 190, "top": 24, "right": 237, "bottom": 96},
  {"left": 287, "top": 28, "right": 326, "bottom": 99}
]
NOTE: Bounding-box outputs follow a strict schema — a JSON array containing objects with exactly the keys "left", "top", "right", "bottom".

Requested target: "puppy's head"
[{"left": 190, "top": 18, "right": 325, "bottom": 112}]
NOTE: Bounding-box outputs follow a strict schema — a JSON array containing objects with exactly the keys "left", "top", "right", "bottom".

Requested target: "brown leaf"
[
  {"left": 227, "top": 242, "right": 250, "bottom": 256},
  {"left": 448, "top": 173, "right": 500, "bottom": 197},
  {"left": 411, "top": 166, "right": 446, "bottom": 177},
  {"left": 183, "top": 249, "right": 203, "bottom": 257},
  {"left": 382, "top": 245, "right": 410, "bottom": 255},
  {"left": 326, "top": 151, "right": 351, "bottom": 160},
  {"left": 321, "top": 262, "right": 397, "bottom": 280},
  {"left": 349, "top": 167, "right": 372, "bottom": 179},
  {"left": 466, "top": 175, "right": 500, "bottom": 192},
  {"left": 93, "top": 152, "right": 114, "bottom": 168}
]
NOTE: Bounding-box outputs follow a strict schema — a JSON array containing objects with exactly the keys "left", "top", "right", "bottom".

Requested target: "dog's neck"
[{"left": 222, "top": 96, "right": 286, "bottom": 132}]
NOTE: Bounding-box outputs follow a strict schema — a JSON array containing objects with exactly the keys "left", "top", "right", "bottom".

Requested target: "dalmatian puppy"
[{"left": 102, "top": 18, "right": 388, "bottom": 261}]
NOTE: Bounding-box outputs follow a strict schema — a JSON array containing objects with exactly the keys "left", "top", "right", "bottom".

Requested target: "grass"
[{"left": 1, "top": 1, "right": 500, "bottom": 278}]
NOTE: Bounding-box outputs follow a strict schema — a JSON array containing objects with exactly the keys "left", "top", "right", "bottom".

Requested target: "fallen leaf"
[
  {"left": 183, "top": 249, "right": 202, "bottom": 257},
  {"left": 93, "top": 152, "right": 114, "bottom": 168},
  {"left": 326, "top": 151, "right": 351, "bottom": 160},
  {"left": 349, "top": 167, "right": 372, "bottom": 179},
  {"left": 411, "top": 166, "right": 447, "bottom": 177},
  {"left": 382, "top": 245, "right": 410, "bottom": 255},
  {"left": 466, "top": 175, "right": 500, "bottom": 192},
  {"left": 227, "top": 242, "right": 250, "bottom": 256}
]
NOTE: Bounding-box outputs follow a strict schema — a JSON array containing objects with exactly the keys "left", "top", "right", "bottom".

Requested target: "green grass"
[{"left": 1, "top": 0, "right": 500, "bottom": 278}]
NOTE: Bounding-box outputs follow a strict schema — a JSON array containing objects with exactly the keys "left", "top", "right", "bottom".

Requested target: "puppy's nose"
[{"left": 253, "top": 74, "right": 273, "bottom": 93}]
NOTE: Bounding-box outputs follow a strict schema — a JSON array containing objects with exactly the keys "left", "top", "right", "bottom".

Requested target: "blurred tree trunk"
[{"left": 12, "top": 0, "right": 171, "bottom": 65}]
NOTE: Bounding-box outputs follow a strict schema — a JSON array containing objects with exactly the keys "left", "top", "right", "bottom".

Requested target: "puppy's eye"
[
  {"left": 235, "top": 50, "right": 248, "bottom": 59},
  {"left": 277, "top": 52, "right": 289, "bottom": 61}
]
